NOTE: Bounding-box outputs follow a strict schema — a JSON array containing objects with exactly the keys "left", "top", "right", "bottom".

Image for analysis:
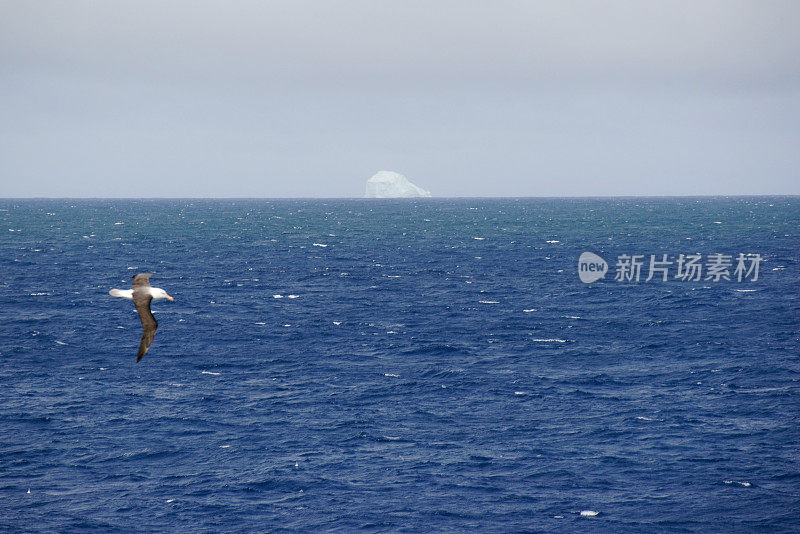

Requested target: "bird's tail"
[{"left": 109, "top": 289, "right": 131, "bottom": 298}]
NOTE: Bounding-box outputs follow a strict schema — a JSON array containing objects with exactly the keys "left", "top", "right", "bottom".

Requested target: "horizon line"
[{"left": 2, "top": 194, "right": 799, "bottom": 201}]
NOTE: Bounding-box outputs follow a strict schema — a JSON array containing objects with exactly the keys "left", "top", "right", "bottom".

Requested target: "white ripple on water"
[
  {"left": 201, "top": 371, "right": 220, "bottom": 376},
  {"left": 530, "top": 338, "right": 567, "bottom": 343},
  {"left": 579, "top": 510, "right": 599, "bottom": 517},
  {"left": 479, "top": 300, "right": 499, "bottom": 304},
  {"left": 724, "top": 480, "right": 752, "bottom": 487}
]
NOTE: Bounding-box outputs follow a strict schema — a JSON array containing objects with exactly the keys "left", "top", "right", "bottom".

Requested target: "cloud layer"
[{"left": 2, "top": 1, "right": 799, "bottom": 196}]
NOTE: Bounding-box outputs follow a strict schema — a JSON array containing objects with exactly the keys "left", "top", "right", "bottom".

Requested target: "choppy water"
[{"left": 1, "top": 198, "right": 798, "bottom": 532}]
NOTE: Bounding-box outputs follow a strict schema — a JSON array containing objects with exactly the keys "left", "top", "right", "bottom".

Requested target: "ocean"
[{"left": 1, "top": 197, "right": 798, "bottom": 532}]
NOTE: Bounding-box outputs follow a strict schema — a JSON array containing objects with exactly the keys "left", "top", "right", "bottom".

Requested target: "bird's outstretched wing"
[
  {"left": 132, "top": 273, "right": 154, "bottom": 288},
  {"left": 133, "top": 291, "right": 157, "bottom": 362}
]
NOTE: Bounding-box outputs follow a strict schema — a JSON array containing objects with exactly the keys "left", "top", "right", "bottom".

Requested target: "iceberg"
[{"left": 364, "top": 171, "right": 431, "bottom": 198}]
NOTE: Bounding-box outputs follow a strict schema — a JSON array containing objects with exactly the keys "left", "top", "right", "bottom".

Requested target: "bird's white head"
[{"left": 152, "top": 287, "right": 174, "bottom": 301}]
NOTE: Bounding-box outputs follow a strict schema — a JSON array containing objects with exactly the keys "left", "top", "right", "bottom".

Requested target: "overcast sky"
[{"left": 1, "top": 1, "right": 798, "bottom": 197}]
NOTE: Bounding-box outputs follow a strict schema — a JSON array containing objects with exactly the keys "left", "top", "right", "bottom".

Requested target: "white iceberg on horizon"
[{"left": 364, "top": 171, "right": 431, "bottom": 198}]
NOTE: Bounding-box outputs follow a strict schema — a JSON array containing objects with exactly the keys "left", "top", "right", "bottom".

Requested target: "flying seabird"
[{"left": 109, "top": 273, "right": 174, "bottom": 362}]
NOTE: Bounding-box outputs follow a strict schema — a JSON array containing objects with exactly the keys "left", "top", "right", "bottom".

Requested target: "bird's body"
[{"left": 109, "top": 273, "right": 173, "bottom": 362}]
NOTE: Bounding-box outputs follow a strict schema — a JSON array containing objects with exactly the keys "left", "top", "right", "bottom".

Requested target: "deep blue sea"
[{"left": 1, "top": 198, "right": 798, "bottom": 532}]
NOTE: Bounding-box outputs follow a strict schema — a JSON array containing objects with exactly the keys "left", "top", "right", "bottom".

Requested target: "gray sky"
[{"left": 1, "top": 1, "right": 798, "bottom": 197}]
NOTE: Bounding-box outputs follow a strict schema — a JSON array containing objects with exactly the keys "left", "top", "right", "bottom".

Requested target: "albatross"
[{"left": 109, "top": 273, "right": 174, "bottom": 362}]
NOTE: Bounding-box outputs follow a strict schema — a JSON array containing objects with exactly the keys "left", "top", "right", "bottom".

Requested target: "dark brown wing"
[
  {"left": 132, "top": 273, "right": 154, "bottom": 288},
  {"left": 133, "top": 288, "right": 157, "bottom": 362}
]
